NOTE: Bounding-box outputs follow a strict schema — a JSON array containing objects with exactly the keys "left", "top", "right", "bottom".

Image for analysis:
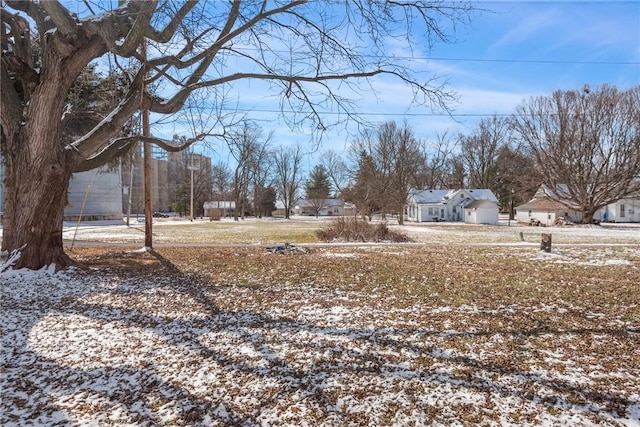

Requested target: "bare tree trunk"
[
  {"left": 582, "top": 210, "right": 595, "bottom": 225},
  {"left": 2, "top": 131, "right": 76, "bottom": 270}
]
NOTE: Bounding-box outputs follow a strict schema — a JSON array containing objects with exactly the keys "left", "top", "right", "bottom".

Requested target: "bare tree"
[
  {"left": 348, "top": 121, "right": 427, "bottom": 223},
  {"left": 342, "top": 150, "right": 381, "bottom": 220},
  {"left": 227, "top": 122, "right": 272, "bottom": 220},
  {"left": 211, "top": 162, "right": 233, "bottom": 200},
  {"left": 385, "top": 122, "right": 427, "bottom": 225},
  {"left": 273, "top": 144, "right": 305, "bottom": 220},
  {"left": 349, "top": 128, "right": 393, "bottom": 219},
  {"left": 1, "top": 0, "right": 476, "bottom": 269},
  {"left": 421, "top": 132, "right": 458, "bottom": 189},
  {"left": 494, "top": 144, "right": 540, "bottom": 213},
  {"left": 511, "top": 85, "right": 640, "bottom": 223},
  {"left": 445, "top": 157, "right": 466, "bottom": 189},
  {"left": 250, "top": 149, "right": 274, "bottom": 217},
  {"left": 191, "top": 156, "right": 213, "bottom": 218},
  {"left": 457, "top": 115, "right": 508, "bottom": 190},
  {"left": 320, "top": 150, "right": 351, "bottom": 196}
]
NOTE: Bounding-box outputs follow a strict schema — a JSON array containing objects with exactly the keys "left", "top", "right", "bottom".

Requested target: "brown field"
[
  {"left": 3, "top": 219, "right": 639, "bottom": 425},
  {"left": 62, "top": 216, "right": 640, "bottom": 246}
]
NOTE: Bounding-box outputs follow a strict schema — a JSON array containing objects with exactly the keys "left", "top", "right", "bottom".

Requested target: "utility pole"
[
  {"left": 126, "top": 148, "right": 135, "bottom": 227},
  {"left": 143, "top": 111, "right": 152, "bottom": 248},
  {"left": 190, "top": 165, "right": 195, "bottom": 221},
  {"left": 187, "top": 153, "right": 200, "bottom": 221},
  {"left": 509, "top": 189, "right": 515, "bottom": 226},
  {"left": 141, "top": 38, "right": 153, "bottom": 249}
]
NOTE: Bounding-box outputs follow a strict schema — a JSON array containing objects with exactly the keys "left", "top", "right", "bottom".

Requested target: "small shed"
[{"left": 463, "top": 199, "right": 499, "bottom": 225}]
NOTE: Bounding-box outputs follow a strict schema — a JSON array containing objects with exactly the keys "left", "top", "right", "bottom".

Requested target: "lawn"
[{"left": 1, "top": 220, "right": 639, "bottom": 425}]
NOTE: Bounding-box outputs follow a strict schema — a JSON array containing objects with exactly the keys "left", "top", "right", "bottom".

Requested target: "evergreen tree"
[
  {"left": 305, "top": 165, "right": 332, "bottom": 217},
  {"left": 306, "top": 165, "right": 332, "bottom": 199}
]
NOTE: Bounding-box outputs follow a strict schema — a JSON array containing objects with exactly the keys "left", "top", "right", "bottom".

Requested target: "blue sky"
[
  {"left": 194, "top": 0, "right": 639, "bottom": 165},
  {"left": 48, "top": 1, "right": 640, "bottom": 164},
  {"left": 411, "top": 0, "right": 640, "bottom": 139},
  {"left": 60, "top": 0, "right": 634, "bottom": 167}
]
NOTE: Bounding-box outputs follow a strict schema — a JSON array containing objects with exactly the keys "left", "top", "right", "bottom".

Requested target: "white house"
[
  {"left": 464, "top": 199, "right": 500, "bottom": 225},
  {"left": 594, "top": 197, "right": 640, "bottom": 223},
  {"left": 294, "top": 198, "right": 356, "bottom": 216},
  {"left": 405, "top": 189, "right": 452, "bottom": 222},
  {"left": 406, "top": 189, "right": 499, "bottom": 224},
  {"left": 516, "top": 185, "right": 640, "bottom": 224},
  {"left": 203, "top": 201, "right": 235, "bottom": 218}
]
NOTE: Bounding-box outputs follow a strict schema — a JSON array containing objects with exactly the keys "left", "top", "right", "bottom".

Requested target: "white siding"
[
  {"left": 595, "top": 199, "right": 640, "bottom": 223},
  {"left": 66, "top": 166, "right": 123, "bottom": 220},
  {"left": 464, "top": 200, "right": 499, "bottom": 225}
]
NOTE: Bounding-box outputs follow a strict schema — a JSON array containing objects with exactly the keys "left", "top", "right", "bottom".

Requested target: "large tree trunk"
[
  {"left": 0, "top": 19, "right": 100, "bottom": 270},
  {"left": 2, "top": 75, "right": 79, "bottom": 270},
  {"left": 581, "top": 209, "right": 596, "bottom": 225},
  {"left": 2, "top": 134, "right": 76, "bottom": 270}
]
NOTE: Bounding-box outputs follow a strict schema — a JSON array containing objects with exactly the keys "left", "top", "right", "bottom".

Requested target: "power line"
[
  {"left": 414, "top": 56, "right": 640, "bottom": 65},
  {"left": 226, "top": 108, "right": 540, "bottom": 118},
  {"left": 240, "top": 47, "right": 640, "bottom": 66}
]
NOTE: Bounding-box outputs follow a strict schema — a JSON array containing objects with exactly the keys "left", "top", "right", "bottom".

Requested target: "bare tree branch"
[
  {"left": 511, "top": 85, "right": 640, "bottom": 223},
  {"left": 40, "top": 1, "right": 78, "bottom": 37}
]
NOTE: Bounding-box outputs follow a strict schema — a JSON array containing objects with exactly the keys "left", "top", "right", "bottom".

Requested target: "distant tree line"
[
  {"left": 11, "top": 58, "right": 639, "bottom": 226},
  {"left": 174, "top": 84, "right": 637, "bottom": 225}
]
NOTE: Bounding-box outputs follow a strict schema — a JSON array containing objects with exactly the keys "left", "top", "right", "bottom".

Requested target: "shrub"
[{"left": 316, "top": 217, "right": 412, "bottom": 243}]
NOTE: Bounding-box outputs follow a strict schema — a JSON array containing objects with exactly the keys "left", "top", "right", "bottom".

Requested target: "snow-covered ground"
[
  {"left": 2, "top": 257, "right": 639, "bottom": 426},
  {"left": 1, "top": 220, "right": 639, "bottom": 425}
]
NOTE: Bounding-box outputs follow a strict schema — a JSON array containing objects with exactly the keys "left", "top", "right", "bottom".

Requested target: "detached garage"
[
  {"left": 464, "top": 199, "right": 499, "bottom": 225},
  {"left": 514, "top": 198, "right": 581, "bottom": 225}
]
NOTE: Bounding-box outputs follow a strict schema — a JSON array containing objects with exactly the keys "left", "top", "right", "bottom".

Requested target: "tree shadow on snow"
[{"left": 1, "top": 250, "right": 638, "bottom": 425}]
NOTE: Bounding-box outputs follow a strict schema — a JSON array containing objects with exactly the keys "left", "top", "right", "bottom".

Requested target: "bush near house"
[{"left": 316, "top": 217, "right": 412, "bottom": 242}]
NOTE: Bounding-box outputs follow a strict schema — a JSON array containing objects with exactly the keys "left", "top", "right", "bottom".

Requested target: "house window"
[
  {"left": 428, "top": 207, "right": 433, "bottom": 215},
  {"left": 620, "top": 204, "right": 626, "bottom": 218}
]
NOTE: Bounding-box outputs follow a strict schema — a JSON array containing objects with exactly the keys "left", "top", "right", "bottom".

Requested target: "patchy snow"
[
  {"left": 1, "top": 219, "right": 639, "bottom": 425},
  {"left": 322, "top": 252, "right": 358, "bottom": 258},
  {"left": 531, "top": 247, "right": 637, "bottom": 266},
  {"left": 2, "top": 264, "right": 639, "bottom": 426}
]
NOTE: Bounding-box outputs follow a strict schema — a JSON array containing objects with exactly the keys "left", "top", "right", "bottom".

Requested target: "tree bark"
[
  {"left": 397, "top": 204, "right": 405, "bottom": 225},
  {"left": 2, "top": 125, "right": 76, "bottom": 270},
  {"left": 1, "top": 29, "right": 86, "bottom": 270}
]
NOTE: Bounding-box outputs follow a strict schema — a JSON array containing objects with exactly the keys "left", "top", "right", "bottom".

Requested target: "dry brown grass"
[
  {"left": 6, "top": 242, "right": 639, "bottom": 425},
  {"left": 73, "top": 245, "right": 640, "bottom": 319}
]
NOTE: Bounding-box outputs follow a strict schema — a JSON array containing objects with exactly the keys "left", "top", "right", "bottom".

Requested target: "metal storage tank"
[{"left": 65, "top": 166, "right": 123, "bottom": 221}]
